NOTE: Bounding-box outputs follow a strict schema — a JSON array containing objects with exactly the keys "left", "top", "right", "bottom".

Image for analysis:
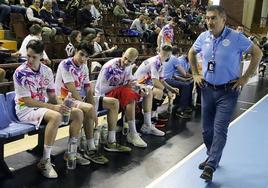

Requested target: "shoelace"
[{"left": 40, "top": 160, "right": 55, "bottom": 171}]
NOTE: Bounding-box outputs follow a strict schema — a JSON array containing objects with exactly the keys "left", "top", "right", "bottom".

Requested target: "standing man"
[
  {"left": 188, "top": 5, "right": 262, "bottom": 181},
  {"left": 157, "top": 17, "right": 177, "bottom": 50}
]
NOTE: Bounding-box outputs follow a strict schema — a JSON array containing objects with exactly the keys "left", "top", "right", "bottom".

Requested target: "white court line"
[
  {"left": 240, "top": 108, "right": 257, "bottom": 112},
  {"left": 147, "top": 94, "right": 268, "bottom": 188},
  {"left": 237, "top": 100, "right": 255, "bottom": 105}
]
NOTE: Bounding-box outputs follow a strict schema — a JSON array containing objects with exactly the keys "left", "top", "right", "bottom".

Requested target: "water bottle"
[
  {"left": 66, "top": 138, "right": 77, "bottom": 170},
  {"left": 100, "top": 124, "right": 108, "bottom": 144},
  {"left": 94, "top": 126, "right": 101, "bottom": 148},
  {"left": 79, "top": 129, "right": 87, "bottom": 152},
  {"left": 62, "top": 93, "right": 74, "bottom": 125}
]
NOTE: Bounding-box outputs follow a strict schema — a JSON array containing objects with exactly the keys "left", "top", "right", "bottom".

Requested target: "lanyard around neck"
[{"left": 211, "top": 28, "right": 231, "bottom": 60}]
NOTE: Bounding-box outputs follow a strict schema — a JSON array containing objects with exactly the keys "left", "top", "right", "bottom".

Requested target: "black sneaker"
[
  {"left": 200, "top": 165, "right": 214, "bottom": 181},
  {"left": 176, "top": 111, "right": 192, "bottom": 119},
  {"left": 83, "top": 150, "right": 109, "bottom": 164},
  {"left": 198, "top": 158, "right": 208, "bottom": 170}
]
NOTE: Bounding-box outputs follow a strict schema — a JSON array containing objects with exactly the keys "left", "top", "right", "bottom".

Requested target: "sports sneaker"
[
  {"left": 76, "top": 153, "right": 91, "bottom": 166},
  {"left": 37, "top": 158, "right": 58, "bottom": 179},
  {"left": 140, "top": 124, "right": 165, "bottom": 136},
  {"left": 104, "top": 142, "right": 132, "bottom": 153},
  {"left": 127, "top": 133, "right": 147, "bottom": 148},
  {"left": 83, "top": 150, "right": 109, "bottom": 164},
  {"left": 200, "top": 165, "right": 214, "bottom": 181},
  {"left": 176, "top": 111, "right": 192, "bottom": 119}
]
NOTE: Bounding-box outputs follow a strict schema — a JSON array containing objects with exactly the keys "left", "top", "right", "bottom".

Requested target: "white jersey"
[
  {"left": 55, "top": 58, "right": 90, "bottom": 99},
  {"left": 159, "top": 24, "right": 174, "bottom": 47},
  {"left": 134, "top": 55, "right": 164, "bottom": 85},
  {"left": 95, "top": 58, "right": 134, "bottom": 96},
  {"left": 13, "top": 62, "right": 55, "bottom": 127}
]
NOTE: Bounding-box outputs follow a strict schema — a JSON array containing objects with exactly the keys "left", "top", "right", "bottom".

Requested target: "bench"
[
  {"left": 0, "top": 91, "right": 108, "bottom": 178},
  {"left": 0, "top": 93, "right": 35, "bottom": 177}
]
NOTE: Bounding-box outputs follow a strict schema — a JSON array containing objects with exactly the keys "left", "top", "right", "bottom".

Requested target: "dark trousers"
[
  {"left": 201, "top": 85, "right": 240, "bottom": 170},
  {"left": 165, "top": 78, "right": 193, "bottom": 109},
  {"left": 0, "top": 4, "right": 26, "bottom": 23}
]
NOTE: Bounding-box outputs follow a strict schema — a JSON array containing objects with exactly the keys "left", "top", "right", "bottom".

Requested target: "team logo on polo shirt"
[
  {"left": 222, "top": 39, "right": 230, "bottom": 47},
  {"left": 43, "top": 79, "right": 50, "bottom": 86}
]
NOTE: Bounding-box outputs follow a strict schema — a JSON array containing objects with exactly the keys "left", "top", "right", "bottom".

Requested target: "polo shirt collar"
[{"left": 209, "top": 26, "right": 228, "bottom": 40}]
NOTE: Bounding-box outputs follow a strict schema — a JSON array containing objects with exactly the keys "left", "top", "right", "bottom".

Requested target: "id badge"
[{"left": 207, "top": 60, "right": 216, "bottom": 73}]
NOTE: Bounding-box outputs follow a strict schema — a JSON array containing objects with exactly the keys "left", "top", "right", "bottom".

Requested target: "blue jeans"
[
  {"left": 165, "top": 78, "right": 193, "bottom": 109},
  {"left": 201, "top": 85, "right": 240, "bottom": 170},
  {"left": 0, "top": 4, "right": 26, "bottom": 23}
]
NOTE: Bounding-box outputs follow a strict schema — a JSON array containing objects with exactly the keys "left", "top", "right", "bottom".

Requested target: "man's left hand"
[{"left": 232, "top": 76, "right": 249, "bottom": 89}]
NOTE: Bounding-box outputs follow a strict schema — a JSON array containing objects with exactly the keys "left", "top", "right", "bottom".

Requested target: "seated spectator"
[
  {"left": 121, "top": 0, "right": 141, "bottom": 15},
  {"left": 113, "top": 0, "right": 128, "bottom": 18},
  {"left": 52, "top": 0, "right": 65, "bottom": 18},
  {"left": 0, "top": 68, "right": 5, "bottom": 82},
  {"left": 13, "top": 39, "right": 85, "bottom": 178},
  {"left": 146, "top": 16, "right": 161, "bottom": 34},
  {"left": 40, "top": 0, "right": 71, "bottom": 35},
  {"left": 134, "top": 44, "right": 180, "bottom": 127},
  {"left": 0, "top": 0, "right": 26, "bottom": 29},
  {"left": 55, "top": 42, "right": 131, "bottom": 163},
  {"left": 143, "top": 16, "right": 159, "bottom": 47},
  {"left": 125, "top": 0, "right": 140, "bottom": 13},
  {"left": 26, "top": 0, "right": 56, "bottom": 37},
  {"left": 152, "top": 0, "right": 164, "bottom": 6},
  {"left": 159, "top": 5, "right": 170, "bottom": 19},
  {"left": 91, "top": 0, "right": 102, "bottom": 20},
  {"left": 92, "top": 31, "right": 118, "bottom": 58},
  {"left": 236, "top": 25, "right": 244, "bottom": 34},
  {"left": 95, "top": 31, "right": 122, "bottom": 57},
  {"left": 65, "top": 30, "right": 82, "bottom": 57},
  {"left": 154, "top": 15, "right": 165, "bottom": 29},
  {"left": 82, "top": 33, "right": 96, "bottom": 54},
  {"left": 19, "top": 24, "right": 51, "bottom": 65},
  {"left": 100, "top": 0, "right": 113, "bottom": 9},
  {"left": 260, "top": 37, "right": 267, "bottom": 47},
  {"left": 130, "top": 15, "right": 147, "bottom": 35},
  {"left": 131, "top": 14, "right": 157, "bottom": 45},
  {"left": 163, "top": 46, "right": 193, "bottom": 119},
  {"left": 95, "top": 48, "right": 156, "bottom": 148},
  {"left": 76, "top": 0, "right": 101, "bottom": 34}
]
